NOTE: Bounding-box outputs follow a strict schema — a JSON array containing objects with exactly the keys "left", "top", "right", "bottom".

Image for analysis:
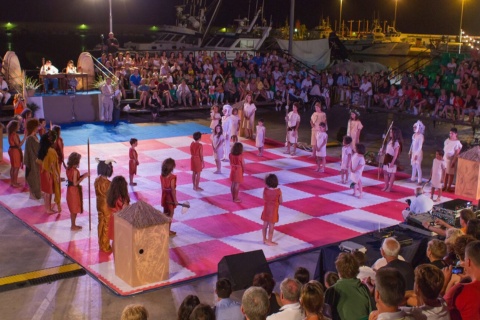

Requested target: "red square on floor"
[
  {"left": 184, "top": 213, "right": 261, "bottom": 238},
  {"left": 212, "top": 176, "right": 265, "bottom": 191},
  {"left": 286, "top": 180, "right": 348, "bottom": 196},
  {"left": 283, "top": 197, "right": 354, "bottom": 217},
  {"left": 243, "top": 162, "right": 282, "bottom": 175},
  {"left": 171, "top": 240, "right": 243, "bottom": 275},
  {"left": 57, "top": 237, "right": 110, "bottom": 265},
  {"left": 243, "top": 150, "right": 283, "bottom": 161},
  {"left": 277, "top": 218, "right": 361, "bottom": 246},
  {"left": 362, "top": 201, "right": 406, "bottom": 221},
  {"left": 363, "top": 184, "right": 414, "bottom": 200},
  {"left": 290, "top": 166, "right": 338, "bottom": 179},
  {"left": 203, "top": 190, "right": 264, "bottom": 211},
  {"left": 174, "top": 158, "right": 216, "bottom": 173}
]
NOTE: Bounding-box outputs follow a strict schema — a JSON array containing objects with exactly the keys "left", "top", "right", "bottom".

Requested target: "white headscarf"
[
  {"left": 413, "top": 120, "right": 425, "bottom": 134},
  {"left": 222, "top": 104, "right": 232, "bottom": 116}
]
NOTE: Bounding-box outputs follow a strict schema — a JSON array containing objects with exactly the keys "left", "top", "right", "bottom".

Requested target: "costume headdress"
[{"left": 413, "top": 120, "right": 425, "bottom": 134}]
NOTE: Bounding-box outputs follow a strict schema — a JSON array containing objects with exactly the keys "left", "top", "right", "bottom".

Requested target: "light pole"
[
  {"left": 393, "top": 0, "right": 398, "bottom": 29},
  {"left": 339, "top": 0, "right": 343, "bottom": 36},
  {"left": 108, "top": 0, "right": 113, "bottom": 34},
  {"left": 459, "top": 0, "right": 465, "bottom": 53}
]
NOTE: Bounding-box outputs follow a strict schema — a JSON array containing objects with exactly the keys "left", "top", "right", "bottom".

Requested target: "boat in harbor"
[
  {"left": 123, "top": 0, "right": 271, "bottom": 60},
  {"left": 340, "top": 22, "right": 410, "bottom": 56}
]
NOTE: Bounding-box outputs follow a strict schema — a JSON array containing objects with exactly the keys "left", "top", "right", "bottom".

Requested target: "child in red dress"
[
  {"left": 129, "top": 138, "right": 139, "bottom": 186},
  {"left": 190, "top": 132, "right": 204, "bottom": 191},
  {"left": 261, "top": 174, "right": 282, "bottom": 246},
  {"left": 7, "top": 120, "right": 26, "bottom": 187},
  {"left": 161, "top": 158, "right": 178, "bottom": 236},
  {"left": 106, "top": 176, "right": 130, "bottom": 247},
  {"left": 66, "top": 152, "right": 89, "bottom": 230},
  {"left": 229, "top": 142, "right": 245, "bottom": 203}
]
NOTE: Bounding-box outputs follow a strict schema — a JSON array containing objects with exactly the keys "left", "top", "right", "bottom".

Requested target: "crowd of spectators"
[
  {"left": 95, "top": 49, "right": 480, "bottom": 126},
  {"left": 118, "top": 212, "right": 480, "bottom": 319}
]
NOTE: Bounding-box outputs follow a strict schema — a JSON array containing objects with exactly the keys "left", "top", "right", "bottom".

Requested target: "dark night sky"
[{"left": 2, "top": 0, "right": 479, "bottom": 36}]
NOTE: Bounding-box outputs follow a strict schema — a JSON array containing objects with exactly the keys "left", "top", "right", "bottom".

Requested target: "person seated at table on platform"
[
  {"left": 65, "top": 60, "right": 78, "bottom": 92},
  {"left": 40, "top": 60, "right": 60, "bottom": 93}
]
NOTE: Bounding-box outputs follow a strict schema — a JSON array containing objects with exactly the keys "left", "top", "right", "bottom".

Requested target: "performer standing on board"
[
  {"left": 381, "top": 126, "right": 403, "bottom": 192},
  {"left": 408, "top": 120, "right": 425, "bottom": 185}
]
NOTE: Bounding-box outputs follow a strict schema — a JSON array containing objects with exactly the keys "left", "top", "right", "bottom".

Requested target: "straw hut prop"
[
  {"left": 455, "top": 146, "right": 480, "bottom": 202},
  {"left": 114, "top": 200, "right": 171, "bottom": 287}
]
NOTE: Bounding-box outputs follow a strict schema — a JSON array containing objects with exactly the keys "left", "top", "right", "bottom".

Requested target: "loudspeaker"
[{"left": 218, "top": 250, "right": 271, "bottom": 291}]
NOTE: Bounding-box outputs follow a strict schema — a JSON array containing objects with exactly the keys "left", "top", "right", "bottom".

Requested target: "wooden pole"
[{"left": 88, "top": 138, "right": 91, "bottom": 231}]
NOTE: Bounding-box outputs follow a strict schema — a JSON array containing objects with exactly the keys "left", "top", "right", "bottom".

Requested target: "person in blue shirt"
[
  {"left": 214, "top": 278, "right": 244, "bottom": 320},
  {"left": 129, "top": 68, "right": 142, "bottom": 99}
]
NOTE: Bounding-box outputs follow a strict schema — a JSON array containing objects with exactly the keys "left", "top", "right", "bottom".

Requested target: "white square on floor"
[
  {"left": 157, "top": 136, "right": 195, "bottom": 148},
  {"left": 34, "top": 216, "right": 94, "bottom": 243},
  {"left": 319, "top": 209, "right": 401, "bottom": 233},
  {"left": 261, "top": 158, "right": 313, "bottom": 170},
  {"left": 244, "top": 185, "right": 314, "bottom": 202},
  {"left": 252, "top": 170, "right": 313, "bottom": 185},
  {"left": 320, "top": 190, "right": 390, "bottom": 208},
  {"left": 320, "top": 174, "right": 384, "bottom": 188},
  {"left": 177, "top": 181, "right": 231, "bottom": 199},
  {"left": 232, "top": 205, "right": 314, "bottom": 227},
  {"left": 220, "top": 230, "right": 313, "bottom": 259},
  {"left": 143, "top": 148, "right": 191, "bottom": 161},
  {"left": 168, "top": 223, "right": 215, "bottom": 248}
]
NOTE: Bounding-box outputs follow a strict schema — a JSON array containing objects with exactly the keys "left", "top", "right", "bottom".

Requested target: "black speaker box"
[{"left": 217, "top": 250, "right": 271, "bottom": 291}]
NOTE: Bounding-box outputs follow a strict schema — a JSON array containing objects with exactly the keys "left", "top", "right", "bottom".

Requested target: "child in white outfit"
[
  {"left": 340, "top": 135, "right": 353, "bottom": 184},
  {"left": 351, "top": 143, "right": 366, "bottom": 198},
  {"left": 256, "top": 118, "right": 266, "bottom": 157},
  {"left": 315, "top": 123, "right": 328, "bottom": 172},
  {"left": 430, "top": 149, "right": 446, "bottom": 202}
]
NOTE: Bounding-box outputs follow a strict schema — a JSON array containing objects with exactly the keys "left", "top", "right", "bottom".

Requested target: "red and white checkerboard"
[{"left": 0, "top": 135, "right": 454, "bottom": 295}]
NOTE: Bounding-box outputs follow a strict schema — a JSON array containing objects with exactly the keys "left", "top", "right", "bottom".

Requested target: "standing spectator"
[
  {"left": 100, "top": 77, "right": 115, "bottom": 122},
  {"left": 242, "top": 286, "right": 270, "bottom": 320},
  {"left": 267, "top": 278, "right": 303, "bottom": 320},
  {"left": 359, "top": 76, "right": 372, "bottom": 109},
  {"left": 325, "top": 252, "right": 372, "bottom": 320},
  {"left": 214, "top": 278, "right": 244, "bottom": 320},
  {"left": 106, "top": 32, "right": 119, "bottom": 55}
]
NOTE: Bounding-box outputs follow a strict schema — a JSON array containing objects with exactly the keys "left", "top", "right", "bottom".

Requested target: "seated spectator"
[
  {"left": 242, "top": 286, "right": 270, "bottom": 320},
  {"left": 377, "top": 237, "right": 415, "bottom": 291},
  {"left": 223, "top": 77, "right": 239, "bottom": 103},
  {"left": 294, "top": 266, "right": 310, "bottom": 286},
  {"left": 300, "top": 281, "right": 330, "bottom": 320},
  {"left": 129, "top": 68, "right": 142, "bottom": 99},
  {"left": 323, "top": 272, "right": 339, "bottom": 290},
  {"left": 442, "top": 235, "right": 476, "bottom": 295},
  {"left": 368, "top": 268, "right": 414, "bottom": 320},
  {"left": 176, "top": 79, "right": 193, "bottom": 108},
  {"left": 121, "top": 304, "right": 148, "bottom": 320},
  {"left": 0, "top": 74, "right": 12, "bottom": 105},
  {"left": 444, "top": 240, "right": 480, "bottom": 319},
  {"left": 267, "top": 278, "right": 302, "bottom": 320},
  {"left": 466, "top": 218, "right": 480, "bottom": 240},
  {"left": 325, "top": 252, "right": 372, "bottom": 320},
  {"left": 40, "top": 60, "right": 59, "bottom": 93},
  {"left": 136, "top": 79, "right": 150, "bottom": 108},
  {"left": 253, "top": 272, "right": 281, "bottom": 316},
  {"left": 402, "top": 264, "right": 449, "bottom": 319},
  {"left": 214, "top": 278, "right": 243, "bottom": 320},
  {"left": 426, "top": 239, "right": 447, "bottom": 269},
  {"left": 428, "top": 208, "right": 476, "bottom": 236},
  {"left": 352, "top": 251, "right": 376, "bottom": 282},
  {"left": 178, "top": 295, "right": 200, "bottom": 320},
  {"left": 444, "top": 228, "right": 464, "bottom": 265},
  {"left": 189, "top": 303, "right": 215, "bottom": 320}
]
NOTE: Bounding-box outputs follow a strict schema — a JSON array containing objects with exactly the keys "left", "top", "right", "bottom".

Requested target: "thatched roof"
[
  {"left": 117, "top": 200, "right": 170, "bottom": 228},
  {"left": 458, "top": 146, "right": 480, "bottom": 162}
]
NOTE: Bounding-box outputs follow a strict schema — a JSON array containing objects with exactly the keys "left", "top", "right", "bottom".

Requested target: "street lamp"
[
  {"left": 459, "top": 0, "right": 465, "bottom": 53},
  {"left": 108, "top": 0, "right": 113, "bottom": 34},
  {"left": 339, "top": 0, "right": 343, "bottom": 36},
  {"left": 393, "top": 0, "right": 398, "bottom": 29}
]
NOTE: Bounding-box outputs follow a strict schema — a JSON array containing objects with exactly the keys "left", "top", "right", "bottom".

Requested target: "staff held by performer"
[{"left": 380, "top": 126, "right": 403, "bottom": 192}]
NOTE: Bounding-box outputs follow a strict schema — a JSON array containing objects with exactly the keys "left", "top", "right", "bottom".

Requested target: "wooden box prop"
[
  {"left": 455, "top": 146, "right": 480, "bottom": 201},
  {"left": 114, "top": 200, "right": 171, "bottom": 287}
]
